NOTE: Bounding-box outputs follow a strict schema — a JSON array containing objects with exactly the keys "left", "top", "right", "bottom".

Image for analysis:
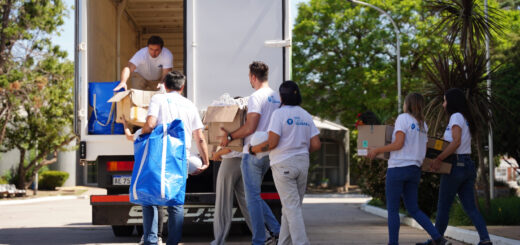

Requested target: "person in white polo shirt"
[
  {"left": 250, "top": 81, "right": 321, "bottom": 245},
  {"left": 141, "top": 71, "right": 210, "bottom": 245},
  {"left": 219, "top": 61, "right": 281, "bottom": 245},
  {"left": 114, "top": 36, "right": 173, "bottom": 91},
  {"left": 367, "top": 93, "right": 450, "bottom": 245}
]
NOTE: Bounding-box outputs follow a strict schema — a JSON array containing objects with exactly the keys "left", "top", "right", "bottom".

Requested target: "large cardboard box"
[
  {"left": 108, "top": 89, "right": 160, "bottom": 127},
  {"left": 203, "top": 105, "right": 246, "bottom": 152},
  {"left": 357, "top": 125, "right": 394, "bottom": 160},
  {"left": 422, "top": 138, "right": 453, "bottom": 174}
]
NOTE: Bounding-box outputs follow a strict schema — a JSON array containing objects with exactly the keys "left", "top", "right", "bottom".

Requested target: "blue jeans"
[
  {"left": 386, "top": 165, "right": 441, "bottom": 245},
  {"left": 143, "top": 205, "right": 184, "bottom": 245},
  {"left": 435, "top": 155, "right": 490, "bottom": 242},
  {"left": 241, "top": 154, "right": 280, "bottom": 245}
]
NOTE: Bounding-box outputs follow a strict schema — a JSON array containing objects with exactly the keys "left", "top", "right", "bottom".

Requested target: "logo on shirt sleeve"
[{"left": 411, "top": 123, "right": 416, "bottom": 130}]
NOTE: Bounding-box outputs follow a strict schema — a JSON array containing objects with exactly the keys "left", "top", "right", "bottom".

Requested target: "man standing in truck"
[
  {"left": 113, "top": 35, "right": 173, "bottom": 91},
  {"left": 220, "top": 61, "right": 281, "bottom": 245},
  {"left": 140, "top": 71, "right": 210, "bottom": 245}
]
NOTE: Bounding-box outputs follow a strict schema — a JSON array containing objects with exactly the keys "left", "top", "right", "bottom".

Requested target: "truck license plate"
[{"left": 112, "top": 175, "right": 131, "bottom": 185}]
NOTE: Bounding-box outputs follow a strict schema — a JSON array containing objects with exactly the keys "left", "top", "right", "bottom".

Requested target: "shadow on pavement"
[{"left": 0, "top": 226, "right": 138, "bottom": 245}]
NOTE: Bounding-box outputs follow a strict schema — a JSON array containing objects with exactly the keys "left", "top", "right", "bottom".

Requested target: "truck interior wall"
[{"left": 88, "top": 0, "right": 138, "bottom": 83}]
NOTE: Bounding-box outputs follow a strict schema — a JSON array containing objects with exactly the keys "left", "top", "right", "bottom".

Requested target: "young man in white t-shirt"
[
  {"left": 140, "top": 71, "right": 210, "bottom": 245},
  {"left": 114, "top": 36, "right": 173, "bottom": 91},
  {"left": 219, "top": 61, "right": 281, "bottom": 245}
]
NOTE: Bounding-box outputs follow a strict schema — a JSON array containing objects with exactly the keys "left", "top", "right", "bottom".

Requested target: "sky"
[{"left": 51, "top": 0, "right": 310, "bottom": 61}]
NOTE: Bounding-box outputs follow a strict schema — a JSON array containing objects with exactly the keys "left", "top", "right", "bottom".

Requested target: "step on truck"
[{"left": 75, "top": 0, "right": 291, "bottom": 237}]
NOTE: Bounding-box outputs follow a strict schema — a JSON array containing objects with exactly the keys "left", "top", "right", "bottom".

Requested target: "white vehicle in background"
[{"left": 75, "top": 0, "right": 291, "bottom": 237}]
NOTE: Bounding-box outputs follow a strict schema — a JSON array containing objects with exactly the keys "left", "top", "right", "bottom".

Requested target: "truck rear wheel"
[{"left": 111, "top": 225, "right": 134, "bottom": 237}]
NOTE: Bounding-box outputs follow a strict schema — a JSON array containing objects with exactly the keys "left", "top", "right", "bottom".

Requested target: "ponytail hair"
[{"left": 404, "top": 93, "right": 425, "bottom": 131}]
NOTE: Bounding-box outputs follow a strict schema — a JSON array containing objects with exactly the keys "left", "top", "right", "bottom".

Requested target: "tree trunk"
[
  {"left": 16, "top": 148, "right": 26, "bottom": 189},
  {"left": 476, "top": 133, "right": 491, "bottom": 211}
]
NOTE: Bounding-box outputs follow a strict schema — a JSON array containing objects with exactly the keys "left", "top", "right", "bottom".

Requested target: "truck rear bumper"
[{"left": 90, "top": 193, "right": 281, "bottom": 226}]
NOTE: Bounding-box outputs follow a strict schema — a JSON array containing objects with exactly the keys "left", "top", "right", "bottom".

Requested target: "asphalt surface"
[{"left": 0, "top": 194, "right": 466, "bottom": 245}]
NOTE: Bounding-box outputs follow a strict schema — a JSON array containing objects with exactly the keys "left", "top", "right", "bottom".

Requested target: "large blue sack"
[
  {"left": 129, "top": 110, "right": 187, "bottom": 206},
  {"left": 88, "top": 82, "right": 124, "bottom": 135}
]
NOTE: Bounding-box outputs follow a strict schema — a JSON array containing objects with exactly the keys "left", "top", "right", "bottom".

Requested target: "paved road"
[{"left": 0, "top": 195, "right": 464, "bottom": 245}]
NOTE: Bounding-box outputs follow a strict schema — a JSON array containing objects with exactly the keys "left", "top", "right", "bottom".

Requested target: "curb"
[
  {"left": 360, "top": 204, "right": 520, "bottom": 245},
  {"left": 0, "top": 194, "right": 88, "bottom": 206}
]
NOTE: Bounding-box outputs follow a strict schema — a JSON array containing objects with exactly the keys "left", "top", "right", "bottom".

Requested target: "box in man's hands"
[
  {"left": 108, "top": 89, "right": 160, "bottom": 127},
  {"left": 203, "top": 105, "right": 246, "bottom": 152},
  {"left": 422, "top": 138, "right": 453, "bottom": 174},
  {"left": 357, "top": 125, "right": 394, "bottom": 160}
]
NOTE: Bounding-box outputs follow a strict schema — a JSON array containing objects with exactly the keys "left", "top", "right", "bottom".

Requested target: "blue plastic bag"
[
  {"left": 129, "top": 117, "right": 187, "bottom": 206},
  {"left": 88, "top": 82, "right": 124, "bottom": 135}
]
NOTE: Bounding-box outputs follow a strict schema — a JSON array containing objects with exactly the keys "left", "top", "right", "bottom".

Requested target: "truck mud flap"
[{"left": 90, "top": 193, "right": 281, "bottom": 225}]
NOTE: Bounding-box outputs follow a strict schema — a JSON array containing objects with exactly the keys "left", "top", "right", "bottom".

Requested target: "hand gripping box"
[
  {"left": 421, "top": 138, "right": 453, "bottom": 174},
  {"left": 357, "top": 125, "right": 394, "bottom": 160},
  {"left": 203, "top": 105, "right": 246, "bottom": 152},
  {"left": 108, "top": 89, "right": 160, "bottom": 127}
]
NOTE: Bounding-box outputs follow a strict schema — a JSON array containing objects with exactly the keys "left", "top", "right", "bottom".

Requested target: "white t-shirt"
[
  {"left": 130, "top": 47, "right": 173, "bottom": 81},
  {"left": 267, "top": 106, "right": 320, "bottom": 166},
  {"left": 443, "top": 112, "right": 471, "bottom": 154},
  {"left": 221, "top": 150, "right": 243, "bottom": 159},
  {"left": 388, "top": 113, "right": 428, "bottom": 168},
  {"left": 243, "top": 87, "right": 281, "bottom": 153},
  {"left": 147, "top": 92, "right": 203, "bottom": 151}
]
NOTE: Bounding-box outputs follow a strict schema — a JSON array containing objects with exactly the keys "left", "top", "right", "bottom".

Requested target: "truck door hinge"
[
  {"left": 78, "top": 42, "right": 87, "bottom": 51},
  {"left": 264, "top": 39, "right": 292, "bottom": 48}
]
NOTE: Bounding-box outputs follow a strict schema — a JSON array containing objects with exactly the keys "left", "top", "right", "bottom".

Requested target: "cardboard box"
[
  {"left": 108, "top": 89, "right": 160, "bottom": 127},
  {"left": 421, "top": 138, "right": 453, "bottom": 174},
  {"left": 357, "top": 125, "right": 394, "bottom": 160},
  {"left": 203, "top": 105, "right": 246, "bottom": 152}
]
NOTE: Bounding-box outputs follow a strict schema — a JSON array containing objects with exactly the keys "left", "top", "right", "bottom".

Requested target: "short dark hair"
[
  {"left": 279, "top": 80, "right": 302, "bottom": 106},
  {"left": 147, "top": 36, "right": 164, "bottom": 48},
  {"left": 249, "top": 61, "right": 268, "bottom": 82},
  {"left": 164, "top": 71, "right": 185, "bottom": 91}
]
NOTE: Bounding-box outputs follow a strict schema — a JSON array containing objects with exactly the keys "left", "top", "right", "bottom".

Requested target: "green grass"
[{"left": 449, "top": 196, "right": 520, "bottom": 226}]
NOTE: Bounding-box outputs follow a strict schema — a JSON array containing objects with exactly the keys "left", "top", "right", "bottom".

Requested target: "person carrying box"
[
  {"left": 219, "top": 61, "right": 281, "bottom": 245},
  {"left": 367, "top": 93, "right": 451, "bottom": 245}
]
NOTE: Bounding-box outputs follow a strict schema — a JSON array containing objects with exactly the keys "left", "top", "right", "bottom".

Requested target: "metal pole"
[
  {"left": 349, "top": 0, "right": 402, "bottom": 113},
  {"left": 484, "top": 0, "right": 494, "bottom": 199}
]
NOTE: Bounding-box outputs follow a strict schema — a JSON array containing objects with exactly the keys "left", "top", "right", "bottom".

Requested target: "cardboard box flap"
[
  {"left": 107, "top": 90, "right": 132, "bottom": 103},
  {"left": 130, "top": 89, "right": 159, "bottom": 107},
  {"left": 203, "top": 105, "right": 240, "bottom": 123}
]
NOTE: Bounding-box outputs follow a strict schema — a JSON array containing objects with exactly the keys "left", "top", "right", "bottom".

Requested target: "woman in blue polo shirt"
[{"left": 250, "top": 81, "right": 321, "bottom": 245}]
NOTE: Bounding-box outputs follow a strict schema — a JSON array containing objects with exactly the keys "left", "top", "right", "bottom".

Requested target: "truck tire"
[{"left": 112, "top": 225, "right": 134, "bottom": 237}]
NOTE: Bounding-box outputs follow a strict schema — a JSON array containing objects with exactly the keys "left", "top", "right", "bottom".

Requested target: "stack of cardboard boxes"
[{"left": 203, "top": 105, "right": 247, "bottom": 153}]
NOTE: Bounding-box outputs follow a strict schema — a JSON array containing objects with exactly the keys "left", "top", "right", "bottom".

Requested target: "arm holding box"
[
  {"left": 431, "top": 125, "right": 461, "bottom": 171},
  {"left": 367, "top": 131, "right": 405, "bottom": 160}
]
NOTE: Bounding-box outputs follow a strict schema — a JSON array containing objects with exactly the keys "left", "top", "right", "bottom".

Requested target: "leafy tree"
[
  {"left": 492, "top": 39, "right": 520, "bottom": 167},
  {"left": 424, "top": 0, "right": 505, "bottom": 208},
  {"left": 293, "top": 0, "right": 448, "bottom": 125},
  {"left": 0, "top": 0, "right": 75, "bottom": 189}
]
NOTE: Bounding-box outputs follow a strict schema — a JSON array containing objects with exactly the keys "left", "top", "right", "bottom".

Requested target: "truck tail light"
[
  {"left": 106, "top": 161, "right": 134, "bottom": 172},
  {"left": 260, "top": 193, "right": 280, "bottom": 200}
]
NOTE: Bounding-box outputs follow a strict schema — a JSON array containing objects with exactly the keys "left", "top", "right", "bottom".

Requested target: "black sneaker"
[
  {"left": 434, "top": 237, "right": 451, "bottom": 245},
  {"left": 478, "top": 241, "right": 493, "bottom": 245},
  {"left": 264, "top": 234, "right": 279, "bottom": 245},
  {"left": 416, "top": 239, "right": 433, "bottom": 245}
]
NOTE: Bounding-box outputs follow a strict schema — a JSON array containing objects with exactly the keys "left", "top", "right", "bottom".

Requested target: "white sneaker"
[{"left": 138, "top": 235, "right": 162, "bottom": 245}]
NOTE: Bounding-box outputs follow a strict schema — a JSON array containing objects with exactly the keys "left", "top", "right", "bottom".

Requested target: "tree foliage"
[
  {"left": 293, "top": 0, "right": 448, "bottom": 125},
  {"left": 0, "top": 0, "right": 75, "bottom": 189},
  {"left": 492, "top": 39, "right": 520, "bottom": 165}
]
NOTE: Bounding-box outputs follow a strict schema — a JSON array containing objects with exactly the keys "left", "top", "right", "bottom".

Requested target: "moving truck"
[{"left": 75, "top": 0, "right": 291, "bottom": 237}]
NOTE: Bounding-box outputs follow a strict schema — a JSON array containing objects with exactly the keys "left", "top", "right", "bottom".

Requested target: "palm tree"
[{"left": 424, "top": 0, "right": 504, "bottom": 209}]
